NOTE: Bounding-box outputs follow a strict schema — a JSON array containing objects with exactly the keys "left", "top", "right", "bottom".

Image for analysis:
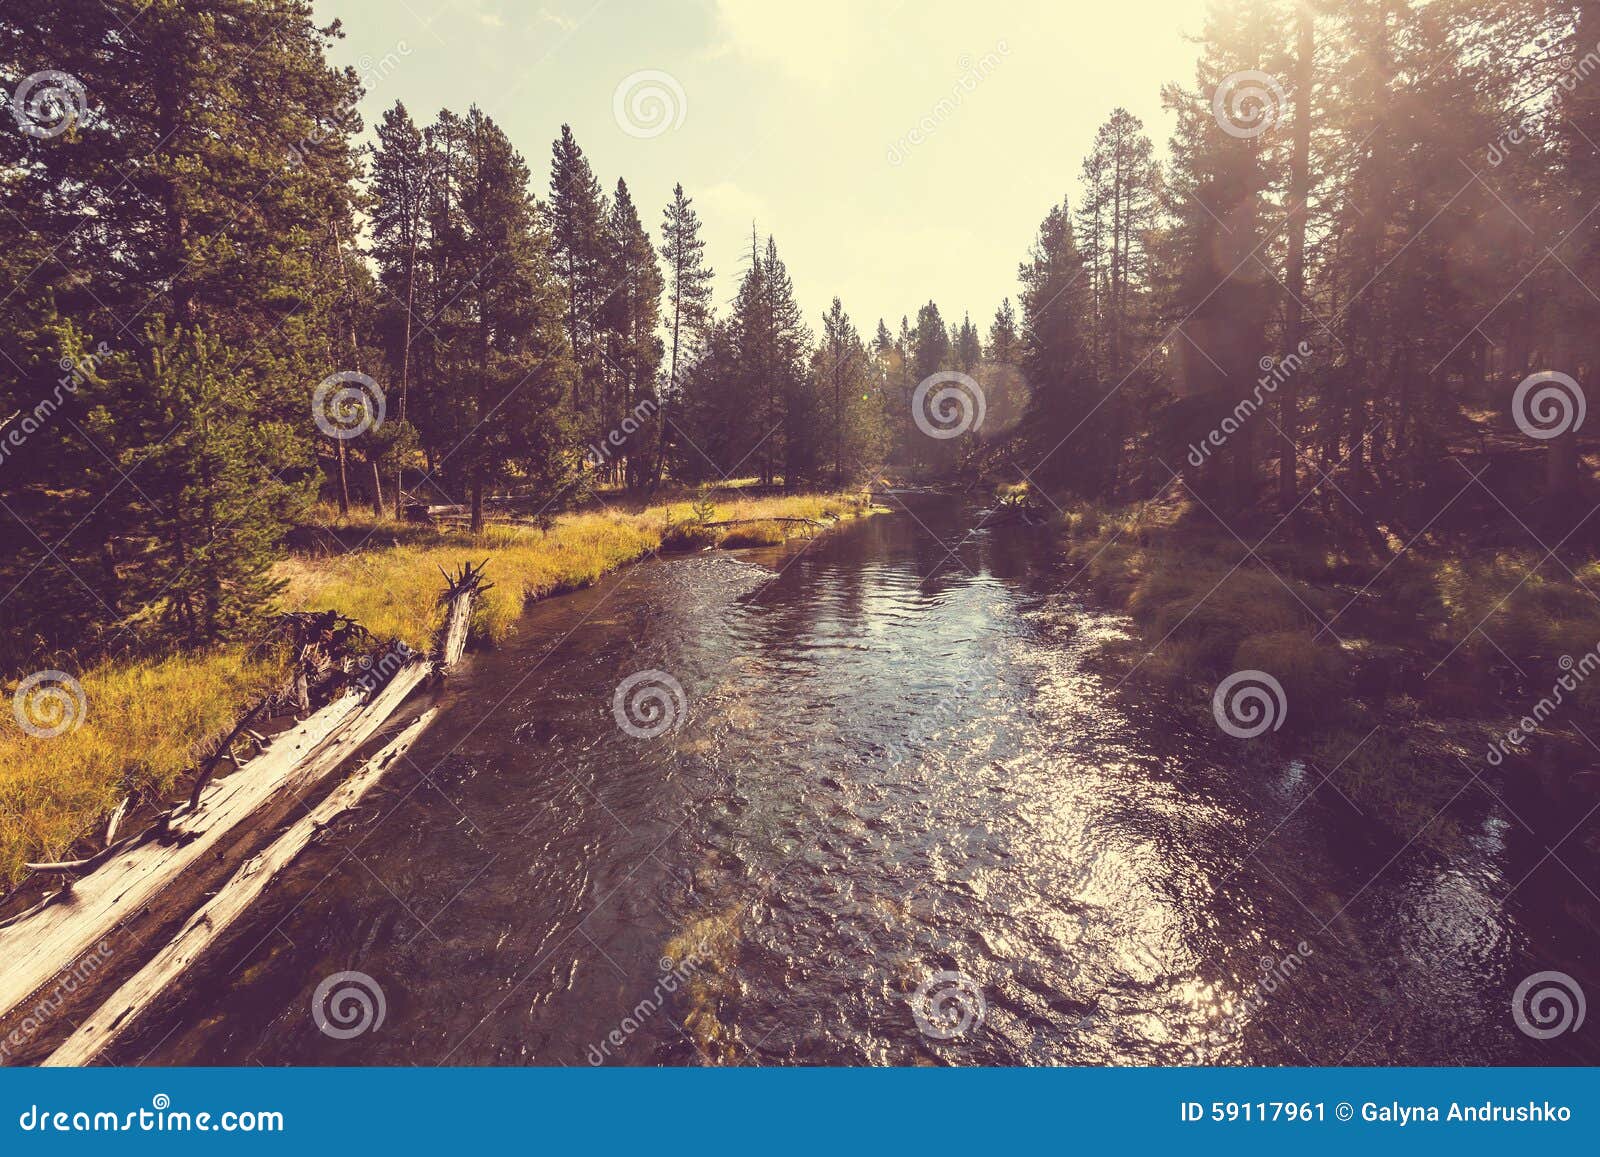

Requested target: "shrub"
[
  {"left": 1434, "top": 554, "right": 1600, "bottom": 663},
  {"left": 718, "top": 521, "right": 793, "bottom": 548},
  {"left": 660, "top": 520, "right": 719, "bottom": 551},
  {"left": 1233, "top": 631, "right": 1350, "bottom": 728},
  {"left": 1133, "top": 566, "right": 1307, "bottom": 674},
  {"left": 1312, "top": 727, "right": 1465, "bottom": 852}
]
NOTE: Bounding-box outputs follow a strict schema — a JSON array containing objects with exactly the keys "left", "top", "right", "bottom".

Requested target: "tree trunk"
[
  {"left": 834, "top": 344, "right": 843, "bottom": 484},
  {"left": 1548, "top": 429, "right": 1581, "bottom": 498},
  {"left": 330, "top": 218, "right": 382, "bottom": 518},
  {"left": 1280, "top": 2, "right": 1313, "bottom": 512},
  {"left": 396, "top": 227, "right": 417, "bottom": 511},
  {"left": 654, "top": 316, "right": 679, "bottom": 493},
  {"left": 335, "top": 440, "right": 351, "bottom": 515}
]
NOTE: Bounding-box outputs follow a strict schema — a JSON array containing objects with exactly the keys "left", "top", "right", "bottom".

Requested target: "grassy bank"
[
  {"left": 0, "top": 488, "right": 875, "bottom": 884},
  {"left": 1053, "top": 493, "right": 1600, "bottom": 849}
]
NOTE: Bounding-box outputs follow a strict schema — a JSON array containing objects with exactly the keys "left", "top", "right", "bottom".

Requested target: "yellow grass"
[
  {"left": 284, "top": 489, "right": 872, "bottom": 647},
  {"left": 0, "top": 489, "right": 873, "bottom": 884},
  {"left": 0, "top": 651, "right": 282, "bottom": 883}
]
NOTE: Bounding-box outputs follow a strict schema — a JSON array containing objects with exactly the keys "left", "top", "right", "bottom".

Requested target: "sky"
[{"left": 315, "top": 0, "right": 1210, "bottom": 339}]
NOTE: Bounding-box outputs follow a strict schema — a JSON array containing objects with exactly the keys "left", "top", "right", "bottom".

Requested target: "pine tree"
[
  {"left": 448, "top": 108, "right": 578, "bottom": 531},
  {"left": 675, "top": 318, "right": 750, "bottom": 481},
  {"left": 1017, "top": 199, "right": 1097, "bottom": 493},
  {"left": 0, "top": 0, "right": 360, "bottom": 651},
  {"left": 548, "top": 125, "right": 609, "bottom": 443},
  {"left": 1160, "top": 1, "right": 1283, "bottom": 505},
  {"left": 1279, "top": 3, "right": 1313, "bottom": 510},
  {"left": 814, "top": 298, "right": 886, "bottom": 482},
  {"left": 370, "top": 100, "right": 432, "bottom": 508},
  {"left": 763, "top": 237, "right": 813, "bottom": 483},
  {"left": 874, "top": 319, "right": 895, "bottom": 357},
  {"left": 987, "top": 299, "right": 1020, "bottom": 365},
  {"left": 1079, "top": 109, "right": 1160, "bottom": 386},
  {"left": 109, "top": 329, "right": 310, "bottom": 642},
  {"left": 417, "top": 109, "right": 472, "bottom": 491},
  {"left": 953, "top": 314, "right": 983, "bottom": 373},
  {"left": 599, "top": 178, "right": 664, "bottom": 489},
  {"left": 657, "top": 183, "right": 715, "bottom": 488},
  {"left": 983, "top": 298, "right": 1029, "bottom": 442}
]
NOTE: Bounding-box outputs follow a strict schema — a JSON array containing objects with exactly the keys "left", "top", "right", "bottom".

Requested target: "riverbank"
[
  {"left": 0, "top": 488, "right": 876, "bottom": 885},
  {"left": 1051, "top": 492, "right": 1600, "bottom": 853},
  {"left": 103, "top": 489, "right": 1599, "bottom": 1065}
]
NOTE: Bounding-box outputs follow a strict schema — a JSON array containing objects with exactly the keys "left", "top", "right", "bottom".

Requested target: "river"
[{"left": 121, "top": 496, "right": 1598, "bottom": 1066}]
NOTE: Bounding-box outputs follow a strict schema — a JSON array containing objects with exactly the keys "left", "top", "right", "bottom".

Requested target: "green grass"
[
  {"left": 0, "top": 488, "right": 874, "bottom": 884},
  {"left": 1055, "top": 496, "right": 1600, "bottom": 848},
  {"left": 1434, "top": 553, "right": 1600, "bottom": 665}
]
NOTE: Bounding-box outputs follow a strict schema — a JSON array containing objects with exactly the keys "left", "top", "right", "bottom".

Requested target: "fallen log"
[
  {"left": 187, "top": 698, "right": 273, "bottom": 812},
  {"left": 0, "top": 566, "right": 485, "bottom": 1028},
  {"left": 0, "top": 677, "right": 387, "bottom": 1026},
  {"left": 45, "top": 709, "right": 439, "bottom": 1067},
  {"left": 700, "top": 516, "right": 826, "bottom": 529},
  {"left": 435, "top": 560, "right": 491, "bottom": 674}
]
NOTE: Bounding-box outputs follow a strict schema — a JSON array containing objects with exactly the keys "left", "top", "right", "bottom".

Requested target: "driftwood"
[
  {"left": 103, "top": 797, "right": 129, "bottom": 848},
  {"left": 435, "top": 560, "right": 491, "bottom": 674},
  {"left": 187, "top": 698, "right": 272, "bottom": 812},
  {"left": 45, "top": 709, "right": 439, "bottom": 1067},
  {"left": 0, "top": 565, "right": 485, "bottom": 1029},
  {"left": 0, "top": 686, "right": 374, "bottom": 1024},
  {"left": 186, "top": 611, "right": 371, "bottom": 811},
  {"left": 22, "top": 824, "right": 160, "bottom": 875},
  {"left": 701, "top": 516, "right": 826, "bottom": 529},
  {"left": 0, "top": 889, "right": 68, "bottom": 932}
]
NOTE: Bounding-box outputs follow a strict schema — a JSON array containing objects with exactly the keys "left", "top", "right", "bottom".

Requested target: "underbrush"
[
  {"left": 1434, "top": 554, "right": 1600, "bottom": 669},
  {"left": 1059, "top": 497, "right": 1600, "bottom": 850}
]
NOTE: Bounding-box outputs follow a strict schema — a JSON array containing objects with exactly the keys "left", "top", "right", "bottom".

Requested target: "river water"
[{"left": 125, "top": 497, "right": 1598, "bottom": 1066}]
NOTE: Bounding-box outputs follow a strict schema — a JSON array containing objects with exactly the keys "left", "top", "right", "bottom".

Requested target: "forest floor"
[
  {"left": 0, "top": 486, "right": 877, "bottom": 886},
  {"left": 1044, "top": 473, "right": 1600, "bottom": 856}
]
